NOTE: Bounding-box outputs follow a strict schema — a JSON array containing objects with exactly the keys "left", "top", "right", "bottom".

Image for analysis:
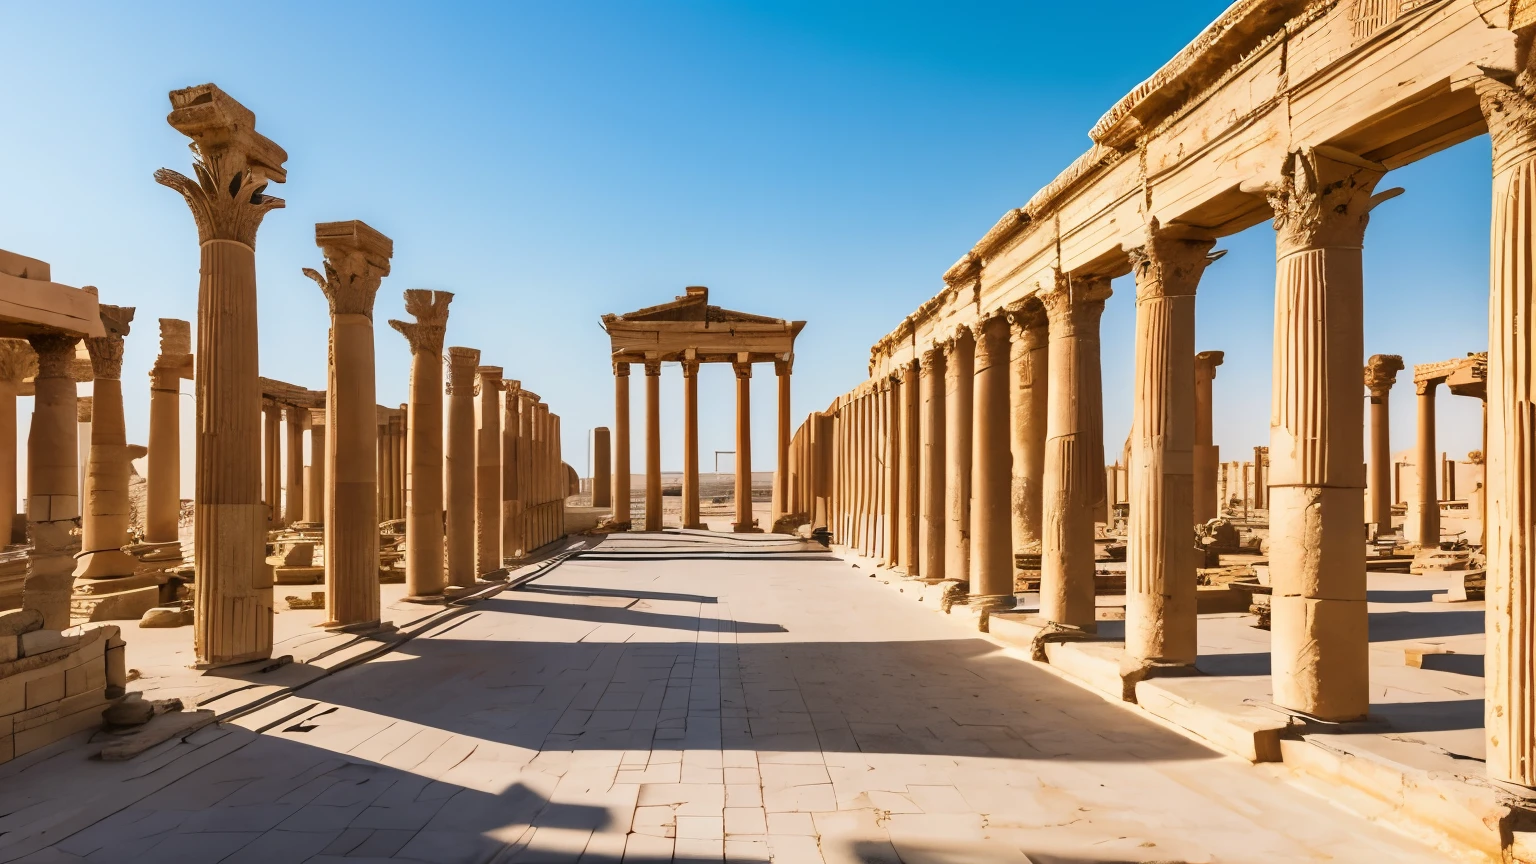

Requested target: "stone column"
[
  {"left": 146, "top": 320, "right": 190, "bottom": 544},
  {"left": 1125, "top": 225, "right": 1217, "bottom": 672},
  {"left": 774, "top": 357, "right": 792, "bottom": 529},
  {"left": 393, "top": 410, "right": 407, "bottom": 521},
  {"left": 682, "top": 358, "right": 702, "bottom": 529},
  {"left": 1008, "top": 305, "right": 1048, "bottom": 562},
  {"left": 305, "top": 220, "right": 391, "bottom": 630},
  {"left": 883, "top": 377, "right": 899, "bottom": 564},
  {"left": 1253, "top": 446, "right": 1268, "bottom": 509},
  {"left": 734, "top": 358, "right": 756, "bottom": 532},
  {"left": 1364, "top": 354, "right": 1403, "bottom": 535},
  {"left": 24, "top": 335, "right": 82, "bottom": 629},
  {"left": 943, "top": 330, "right": 975, "bottom": 584},
  {"left": 612, "top": 364, "right": 632, "bottom": 528},
  {"left": 502, "top": 380, "right": 524, "bottom": 558},
  {"left": 535, "top": 400, "right": 551, "bottom": 546},
  {"left": 900, "top": 359, "right": 920, "bottom": 574},
  {"left": 1266, "top": 146, "right": 1389, "bottom": 721},
  {"left": 1040, "top": 274, "right": 1111, "bottom": 632},
  {"left": 1414, "top": 378, "right": 1440, "bottom": 548},
  {"left": 390, "top": 290, "right": 452, "bottom": 601},
  {"left": 969, "top": 313, "right": 1015, "bottom": 612},
  {"left": 74, "top": 305, "right": 138, "bottom": 581},
  {"left": 644, "top": 359, "right": 663, "bottom": 531},
  {"left": 0, "top": 341, "right": 34, "bottom": 546},
  {"left": 475, "top": 366, "right": 503, "bottom": 575},
  {"left": 1193, "top": 351, "right": 1224, "bottom": 523},
  {"left": 263, "top": 400, "right": 282, "bottom": 527},
  {"left": 918, "top": 346, "right": 946, "bottom": 580},
  {"left": 305, "top": 407, "right": 326, "bottom": 524},
  {"left": 445, "top": 346, "right": 480, "bottom": 587},
  {"left": 283, "top": 404, "right": 305, "bottom": 526}
]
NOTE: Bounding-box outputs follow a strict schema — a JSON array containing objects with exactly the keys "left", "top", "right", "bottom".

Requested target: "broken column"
[
  {"left": 476, "top": 365, "right": 503, "bottom": 576},
  {"left": 25, "top": 334, "right": 82, "bottom": 629},
  {"left": 592, "top": 426, "right": 611, "bottom": 509},
  {"left": 146, "top": 319, "right": 191, "bottom": 545},
  {"left": 391, "top": 290, "right": 452, "bottom": 600},
  {"left": 1266, "top": 146, "right": 1389, "bottom": 721},
  {"left": 74, "top": 305, "right": 140, "bottom": 585},
  {"left": 445, "top": 346, "right": 480, "bottom": 587},
  {"left": 968, "top": 313, "right": 1014, "bottom": 612},
  {"left": 1193, "top": 350, "right": 1224, "bottom": 523},
  {"left": 305, "top": 220, "right": 391, "bottom": 630},
  {"left": 1364, "top": 354, "right": 1403, "bottom": 536}
]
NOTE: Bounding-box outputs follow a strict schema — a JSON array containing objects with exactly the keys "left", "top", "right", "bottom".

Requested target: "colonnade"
[{"left": 500, "top": 381, "right": 566, "bottom": 559}]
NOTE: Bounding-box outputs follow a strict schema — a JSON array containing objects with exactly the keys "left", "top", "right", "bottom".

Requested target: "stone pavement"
[{"left": 0, "top": 533, "right": 1448, "bottom": 863}]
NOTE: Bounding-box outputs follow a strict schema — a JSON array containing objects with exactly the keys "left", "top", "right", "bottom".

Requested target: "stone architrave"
[
  {"left": 445, "top": 346, "right": 480, "bottom": 588},
  {"left": 1007, "top": 304, "right": 1048, "bottom": 562},
  {"left": 283, "top": 404, "right": 305, "bottom": 525},
  {"left": 1040, "top": 274, "right": 1111, "bottom": 633},
  {"left": 25, "top": 334, "right": 81, "bottom": 629},
  {"left": 1476, "top": 64, "right": 1536, "bottom": 785},
  {"left": 1266, "top": 146, "right": 1392, "bottom": 721},
  {"left": 147, "top": 319, "right": 191, "bottom": 544},
  {"left": 305, "top": 220, "right": 392, "bottom": 630},
  {"left": 918, "top": 345, "right": 946, "bottom": 581},
  {"left": 682, "top": 357, "right": 702, "bottom": 529},
  {"left": 74, "top": 304, "right": 138, "bottom": 581},
  {"left": 592, "top": 426, "right": 611, "bottom": 509},
  {"left": 943, "top": 330, "right": 975, "bottom": 583},
  {"left": 644, "top": 359, "right": 662, "bottom": 531},
  {"left": 390, "top": 290, "right": 452, "bottom": 600},
  {"left": 733, "top": 357, "right": 758, "bottom": 532},
  {"left": 475, "top": 366, "right": 503, "bottom": 576},
  {"left": 1364, "top": 354, "right": 1404, "bottom": 534},
  {"left": 1193, "top": 351, "right": 1224, "bottom": 523},
  {"left": 305, "top": 407, "right": 326, "bottom": 524},
  {"left": 968, "top": 313, "right": 1015, "bottom": 612},
  {"left": 0, "top": 340, "right": 36, "bottom": 545},
  {"left": 612, "top": 364, "right": 631, "bottom": 529},
  {"left": 1125, "top": 223, "right": 1218, "bottom": 672}
]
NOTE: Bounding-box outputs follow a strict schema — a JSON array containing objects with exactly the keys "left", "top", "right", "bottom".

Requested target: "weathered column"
[
  {"left": 644, "top": 359, "right": 662, "bottom": 531},
  {"left": 944, "top": 330, "right": 975, "bottom": 584},
  {"left": 475, "top": 366, "right": 503, "bottom": 575},
  {"left": 1040, "top": 274, "right": 1111, "bottom": 632},
  {"left": 535, "top": 400, "right": 551, "bottom": 546},
  {"left": 1477, "top": 64, "right": 1536, "bottom": 782},
  {"left": 393, "top": 410, "right": 407, "bottom": 521},
  {"left": 445, "top": 346, "right": 480, "bottom": 587},
  {"left": 682, "top": 358, "right": 702, "bottom": 529},
  {"left": 283, "top": 404, "right": 305, "bottom": 526},
  {"left": 25, "top": 335, "right": 82, "bottom": 629},
  {"left": 1125, "top": 226, "right": 1217, "bottom": 672},
  {"left": 774, "top": 357, "right": 792, "bottom": 529},
  {"left": 502, "top": 380, "right": 524, "bottom": 558},
  {"left": 969, "top": 313, "right": 1015, "bottom": 612},
  {"left": 305, "top": 220, "right": 391, "bottom": 630},
  {"left": 1253, "top": 446, "right": 1268, "bottom": 510},
  {"left": 390, "top": 290, "right": 452, "bottom": 601},
  {"left": 593, "top": 426, "right": 612, "bottom": 509},
  {"left": 1267, "top": 146, "right": 1389, "bottom": 721},
  {"left": 75, "top": 305, "right": 139, "bottom": 581},
  {"left": 263, "top": 400, "right": 282, "bottom": 526},
  {"left": 0, "top": 341, "right": 34, "bottom": 546},
  {"left": 1364, "top": 354, "right": 1403, "bottom": 535},
  {"left": 305, "top": 407, "right": 326, "bottom": 524},
  {"left": 918, "top": 346, "right": 946, "bottom": 580},
  {"left": 1193, "top": 350, "right": 1224, "bottom": 523},
  {"left": 882, "top": 377, "right": 899, "bottom": 564},
  {"left": 900, "top": 359, "right": 920, "bottom": 574},
  {"left": 1414, "top": 377, "right": 1440, "bottom": 548},
  {"left": 612, "top": 364, "right": 632, "bottom": 528},
  {"left": 734, "top": 357, "right": 756, "bottom": 532},
  {"left": 1008, "top": 304, "right": 1048, "bottom": 563},
  {"left": 146, "top": 320, "right": 190, "bottom": 544}
]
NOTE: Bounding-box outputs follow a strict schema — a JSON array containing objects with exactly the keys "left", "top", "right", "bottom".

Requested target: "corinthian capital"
[
  {"left": 28, "top": 334, "right": 79, "bottom": 378},
  {"left": 1363, "top": 354, "right": 1405, "bottom": 398},
  {"left": 1038, "top": 271, "right": 1112, "bottom": 333},
  {"left": 304, "top": 220, "right": 394, "bottom": 318},
  {"left": 389, "top": 290, "right": 453, "bottom": 356},
  {"left": 1265, "top": 146, "right": 1396, "bottom": 254},
  {"left": 445, "top": 346, "right": 481, "bottom": 395},
  {"left": 153, "top": 84, "right": 288, "bottom": 248},
  {"left": 0, "top": 339, "right": 38, "bottom": 386},
  {"left": 1128, "top": 220, "right": 1219, "bottom": 299},
  {"left": 85, "top": 305, "right": 135, "bottom": 381},
  {"left": 971, "top": 311, "right": 1010, "bottom": 368},
  {"left": 476, "top": 365, "right": 504, "bottom": 392},
  {"left": 1475, "top": 66, "right": 1536, "bottom": 173}
]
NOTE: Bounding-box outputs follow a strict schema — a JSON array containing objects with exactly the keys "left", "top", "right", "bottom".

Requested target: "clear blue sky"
[{"left": 0, "top": 1, "right": 1490, "bottom": 493}]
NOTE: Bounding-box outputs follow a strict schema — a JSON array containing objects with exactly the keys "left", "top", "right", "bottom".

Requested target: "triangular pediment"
[{"left": 606, "top": 286, "right": 787, "bottom": 326}]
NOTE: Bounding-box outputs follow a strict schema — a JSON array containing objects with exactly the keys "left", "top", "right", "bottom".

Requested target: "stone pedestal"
[
  {"left": 390, "top": 290, "right": 452, "bottom": 601},
  {"left": 1266, "top": 146, "right": 1387, "bottom": 721},
  {"left": 476, "top": 366, "right": 503, "bottom": 575},
  {"left": 1414, "top": 379, "right": 1440, "bottom": 548},
  {"left": 1365, "top": 354, "right": 1403, "bottom": 535},
  {"left": 612, "top": 365, "right": 631, "bottom": 529},
  {"left": 1193, "top": 351, "right": 1224, "bottom": 523},
  {"left": 154, "top": 83, "right": 287, "bottom": 666},
  {"left": 918, "top": 346, "right": 946, "bottom": 580},
  {"left": 1125, "top": 225, "right": 1216, "bottom": 672},
  {"left": 733, "top": 358, "right": 758, "bottom": 532},
  {"left": 74, "top": 305, "right": 139, "bottom": 583},
  {"left": 147, "top": 320, "right": 190, "bottom": 545},
  {"left": 644, "top": 360, "right": 662, "bottom": 531},
  {"left": 969, "top": 314, "right": 1014, "bottom": 612},
  {"left": 25, "top": 335, "right": 82, "bottom": 629},
  {"left": 1040, "top": 275, "right": 1110, "bottom": 633},
  {"left": 305, "top": 220, "right": 391, "bottom": 630},
  {"left": 943, "top": 330, "right": 975, "bottom": 587},
  {"left": 445, "top": 347, "right": 479, "bottom": 587},
  {"left": 1008, "top": 305, "right": 1048, "bottom": 563},
  {"left": 682, "top": 360, "right": 702, "bottom": 529}
]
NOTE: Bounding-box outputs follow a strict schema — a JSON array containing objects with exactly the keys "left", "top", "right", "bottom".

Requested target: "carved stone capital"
[
  {"left": 1476, "top": 68, "right": 1536, "bottom": 174},
  {"left": 774, "top": 357, "right": 792, "bottom": 377},
  {"left": 389, "top": 289, "right": 452, "bottom": 356},
  {"left": 1415, "top": 378, "right": 1442, "bottom": 397},
  {"left": 1128, "top": 221, "right": 1218, "bottom": 299},
  {"left": 476, "top": 365, "right": 503, "bottom": 392},
  {"left": 84, "top": 305, "right": 134, "bottom": 381},
  {"left": 1363, "top": 354, "right": 1404, "bottom": 398},
  {"left": 305, "top": 220, "right": 394, "bottom": 319},
  {"left": 445, "top": 346, "right": 481, "bottom": 395},
  {"left": 308, "top": 406, "right": 327, "bottom": 429},
  {"left": 1194, "top": 350, "right": 1225, "bottom": 383},
  {"left": 732, "top": 361, "right": 752, "bottom": 380},
  {"left": 972, "top": 312, "right": 1010, "bottom": 368},
  {"left": 284, "top": 403, "right": 307, "bottom": 425},
  {"left": 613, "top": 362, "right": 630, "bottom": 378},
  {"left": 681, "top": 359, "right": 700, "bottom": 378},
  {"left": 1038, "top": 272, "right": 1112, "bottom": 334},
  {"left": 1267, "top": 147, "right": 1391, "bottom": 254},
  {"left": 643, "top": 360, "right": 663, "bottom": 377},
  {"left": 154, "top": 84, "right": 287, "bottom": 248},
  {"left": 0, "top": 338, "right": 38, "bottom": 385}
]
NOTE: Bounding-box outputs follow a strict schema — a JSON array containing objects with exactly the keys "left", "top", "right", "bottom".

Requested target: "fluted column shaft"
[
  {"left": 1267, "top": 146, "right": 1386, "bottom": 721},
  {"left": 1040, "top": 277, "right": 1110, "bottom": 631},
  {"left": 25, "top": 336, "right": 81, "bottom": 629},
  {"left": 918, "top": 349, "right": 946, "bottom": 580},
  {"left": 76, "top": 306, "right": 138, "bottom": 580},
  {"left": 445, "top": 347, "right": 479, "bottom": 586},
  {"left": 1009, "top": 309, "right": 1048, "bottom": 560},
  {"left": 682, "top": 361, "right": 702, "bottom": 529},
  {"left": 613, "top": 365, "right": 632, "bottom": 528},
  {"left": 734, "top": 360, "right": 755, "bottom": 532},
  {"left": 1126, "top": 228, "right": 1215, "bottom": 669},
  {"left": 391, "top": 290, "right": 452, "bottom": 600},
  {"left": 970, "top": 315, "right": 1014, "bottom": 610},
  {"left": 475, "top": 367, "right": 503, "bottom": 575},
  {"left": 1415, "top": 380, "right": 1440, "bottom": 547},
  {"left": 944, "top": 332, "right": 974, "bottom": 582}
]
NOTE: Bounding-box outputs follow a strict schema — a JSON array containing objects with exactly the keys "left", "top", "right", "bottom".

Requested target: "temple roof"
[
  {"left": 600, "top": 286, "right": 806, "bottom": 366},
  {"left": 603, "top": 286, "right": 790, "bottom": 327}
]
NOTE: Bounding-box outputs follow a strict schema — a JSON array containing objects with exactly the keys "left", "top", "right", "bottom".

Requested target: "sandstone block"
[
  {"left": 105, "top": 645, "right": 125, "bottom": 692},
  {"left": 0, "top": 609, "right": 43, "bottom": 637},
  {"left": 25, "top": 672, "right": 63, "bottom": 708},
  {"left": 0, "top": 636, "right": 16, "bottom": 664},
  {"left": 19, "top": 629, "right": 62, "bottom": 656},
  {"left": 15, "top": 702, "right": 105, "bottom": 757},
  {"left": 0, "top": 678, "right": 22, "bottom": 715}
]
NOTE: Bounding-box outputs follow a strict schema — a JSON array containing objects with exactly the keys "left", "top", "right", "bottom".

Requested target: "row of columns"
[{"left": 501, "top": 381, "right": 566, "bottom": 560}]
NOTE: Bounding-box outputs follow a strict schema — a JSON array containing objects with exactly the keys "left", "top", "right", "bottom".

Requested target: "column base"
[
  {"left": 71, "top": 550, "right": 139, "bottom": 581},
  {"left": 682, "top": 522, "right": 708, "bottom": 531},
  {"left": 732, "top": 522, "right": 763, "bottom": 534}
]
